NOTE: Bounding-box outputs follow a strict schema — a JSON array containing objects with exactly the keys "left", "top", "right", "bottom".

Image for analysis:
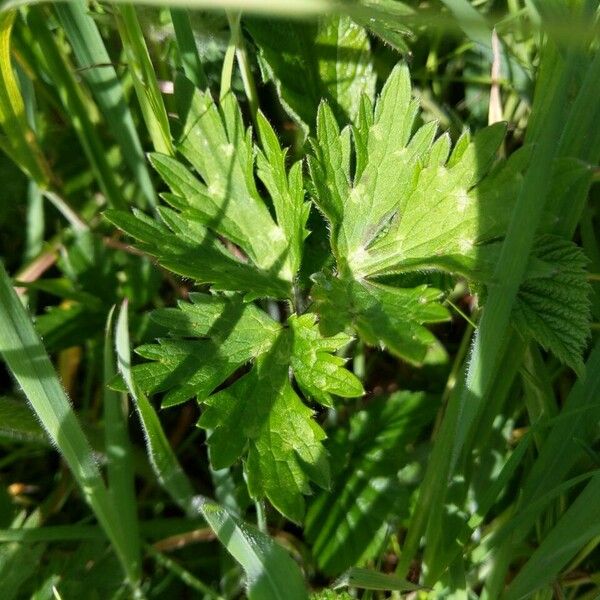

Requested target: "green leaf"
[
  {"left": 110, "top": 77, "right": 308, "bottom": 299},
  {"left": 175, "top": 79, "right": 294, "bottom": 278},
  {"left": 309, "top": 63, "right": 528, "bottom": 363},
  {"left": 127, "top": 293, "right": 280, "bottom": 407},
  {"left": 199, "top": 312, "right": 362, "bottom": 521},
  {"left": 247, "top": 15, "right": 375, "bottom": 131},
  {"left": 305, "top": 392, "right": 435, "bottom": 575},
  {"left": 200, "top": 334, "right": 329, "bottom": 523},
  {"left": 105, "top": 208, "right": 290, "bottom": 300},
  {"left": 199, "top": 499, "right": 308, "bottom": 600},
  {"left": 333, "top": 567, "right": 424, "bottom": 592},
  {"left": 351, "top": 1, "right": 414, "bottom": 54},
  {"left": 515, "top": 235, "right": 591, "bottom": 376},
  {"left": 0, "top": 396, "right": 47, "bottom": 445},
  {"left": 132, "top": 293, "right": 361, "bottom": 521},
  {"left": 288, "top": 313, "right": 363, "bottom": 407},
  {"left": 312, "top": 273, "right": 449, "bottom": 365}
]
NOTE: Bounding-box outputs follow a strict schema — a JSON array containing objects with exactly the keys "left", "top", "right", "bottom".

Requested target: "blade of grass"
[
  {"left": 17, "top": 63, "right": 44, "bottom": 262},
  {"left": 169, "top": 8, "right": 208, "bottom": 88},
  {"left": 115, "top": 300, "right": 197, "bottom": 516},
  {"left": 334, "top": 568, "right": 424, "bottom": 592},
  {"left": 0, "top": 11, "right": 50, "bottom": 185},
  {"left": 104, "top": 306, "right": 141, "bottom": 582},
  {"left": 53, "top": 0, "right": 157, "bottom": 209},
  {"left": 114, "top": 4, "right": 174, "bottom": 156},
  {"left": 219, "top": 11, "right": 239, "bottom": 101},
  {"left": 0, "top": 525, "right": 104, "bottom": 543},
  {"left": 26, "top": 8, "right": 126, "bottom": 210},
  {"left": 146, "top": 544, "right": 224, "bottom": 598},
  {"left": 0, "top": 262, "right": 140, "bottom": 589},
  {"left": 199, "top": 498, "right": 308, "bottom": 600},
  {"left": 504, "top": 473, "right": 600, "bottom": 600}
]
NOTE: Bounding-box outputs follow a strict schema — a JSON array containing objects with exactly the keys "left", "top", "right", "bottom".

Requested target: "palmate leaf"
[
  {"left": 308, "top": 63, "right": 530, "bottom": 363},
  {"left": 127, "top": 294, "right": 363, "bottom": 521},
  {"left": 515, "top": 235, "right": 592, "bottom": 376},
  {"left": 106, "top": 76, "right": 309, "bottom": 300}
]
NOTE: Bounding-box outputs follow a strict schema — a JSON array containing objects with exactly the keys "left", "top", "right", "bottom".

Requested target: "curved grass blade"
[
  {"left": 199, "top": 499, "right": 308, "bottom": 600},
  {"left": 0, "top": 11, "right": 50, "bottom": 185},
  {"left": 115, "top": 300, "right": 197, "bottom": 516}
]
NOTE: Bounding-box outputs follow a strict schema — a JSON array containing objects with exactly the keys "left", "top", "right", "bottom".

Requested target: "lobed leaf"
[
  {"left": 308, "top": 63, "right": 530, "bottom": 363},
  {"left": 128, "top": 293, "right": 362, "bottom": 520}
]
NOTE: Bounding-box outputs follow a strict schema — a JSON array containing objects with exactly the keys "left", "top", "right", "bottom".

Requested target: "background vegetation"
[{"left": 0, "top": 0, "right": 599, "bottom": 598}]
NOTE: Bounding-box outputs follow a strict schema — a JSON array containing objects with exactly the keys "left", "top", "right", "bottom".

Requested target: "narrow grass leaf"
[
  {"left": 103, "top": 307, "right": 141, "bottom": 581},
  {"left": 115, "top": 300, "right": 198, "bottom": 516},
  {"left": 0, "top": 11, "right": 50, "bottom": 185},
  {"left": 0, "top": 262, "right": 138, "bottom": 586},
  {"left": 54, "top": 0, "right": 156, "bottom": 208},
  {"left": 170, "top": 8, "right": 208, "bottom": 88},
  {"left": 504, "top": 473, "right": 600, "bottom": 600},
  {"left": 114, "top": 4, "right": 174, "bottom": 156},
  {"left": 334, "top": 567, "right": 424, "bottom": 592},
  {"left": 26, "top": 8, "right": 126, "bottom": 210},
  {"left": 199, "top": 498, "right": 308, "bottom": 600}
]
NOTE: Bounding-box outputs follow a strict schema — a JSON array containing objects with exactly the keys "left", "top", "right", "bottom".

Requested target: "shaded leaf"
[
  {"left": 515, "top": 235, "right": 591, "bottom": 376},
  {"left": 247, "top": 15, "right": 375, "bottom": 131}
]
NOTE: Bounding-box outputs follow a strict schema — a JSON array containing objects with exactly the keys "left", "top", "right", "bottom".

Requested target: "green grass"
[{"left": 0, "top": 1, "right": 599, "bottom": 598}]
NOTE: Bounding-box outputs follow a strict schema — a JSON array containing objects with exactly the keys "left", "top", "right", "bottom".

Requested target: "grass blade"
[
  {"left": 115, "top": 300, "right": 197, "bottom": 516},
  {"left": 504, "top": 473, "right": 600, "bottom": 600},
  {"left": 199, "top": 499, "right": 308, "bottom": 600},
  {"left": 0, "top": 262, "right": 139, "bottom": 588},
  {"left": 334, "top": 567, "right": 424, "bottom": 592},
  {"left": 26, "top": 8, "right": 126, "bottom": 210},
  {"left": 54, "top": 0, "right": 156, "bottom": 209},
  {"left": 114, "top": 4, "right": 174, "bottom": 156},
  {"left": 103, "top": 306, "right": 141, "bottom": 581},
  {"left": 0, "top": 11, "right": 50, "bottom": 185},
  {"left": 170, "top": 8, "right": 208, "bottom": 88}
]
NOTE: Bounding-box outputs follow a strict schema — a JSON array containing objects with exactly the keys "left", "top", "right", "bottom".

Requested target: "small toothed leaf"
[
  {"left": 514, "top": 235, "right": 591, "bottom": 376},
  {"left": 289, "top": 313, "right": 363, "bottom": 407}
]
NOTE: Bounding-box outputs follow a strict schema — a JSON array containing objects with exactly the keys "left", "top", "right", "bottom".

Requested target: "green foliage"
[
  {"left": 200, "top": 499, "right": 308, "bottom": 600},
  {"left": 514, "top": 235, "right": 591, "bottom": 375},
  {"left": 305, "top": 391, "right": 435, "bottom": 574},
  {"left": 128, "top": 292, "right": 362, "bottom": 521},
  {"left": 107, "top": 78, "right": 309, "bottom": 300},
  {"left": 1, "top": 3, "right": 599, "bottom": 598},
  {"left": 308, "top": 64, "right": 529, "bottom": 363},
  {"left": 247, "top": 15, "right": 376, "bottom": 130}
]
